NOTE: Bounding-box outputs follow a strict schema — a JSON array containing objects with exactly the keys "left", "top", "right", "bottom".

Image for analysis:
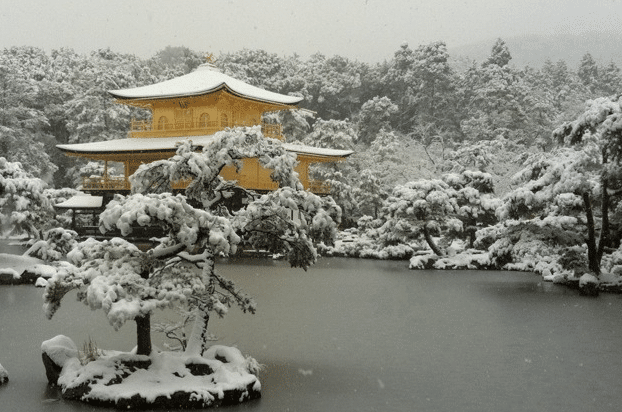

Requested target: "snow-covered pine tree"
[
  {"left": 0, "top": 157, "right": 52, "bottom": 238},
  {"left": 378, "top": 178, "right": 461, "bottom": 256},
  {"left": 0, "top": 49, "right": 57, "bottom": 180},
  {"left": 43, "top": 126, "right": 341, "bottom": 356},
  {"left": 481, "top": 95, "right": 622, "bottom": 279},
  {"left": 552, "top": 95, "right": 622, "bottom": 274}
]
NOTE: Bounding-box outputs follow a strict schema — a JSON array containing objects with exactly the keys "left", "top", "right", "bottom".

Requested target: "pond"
[{"left": 1, "top": 255, "right": 622, "bottom": 412}]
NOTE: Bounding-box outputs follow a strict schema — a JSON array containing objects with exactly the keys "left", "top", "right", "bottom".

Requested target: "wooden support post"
[{"left": 104, "top": 161, "right": 108, "bottom": 186}]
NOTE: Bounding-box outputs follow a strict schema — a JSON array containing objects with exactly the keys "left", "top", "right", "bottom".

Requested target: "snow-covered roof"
[
  {"left": 55, "top": 195, "right": 103, "bottom": 209},
  {"left": 109, "top": 64, "right": 303, "bottom": 106},
  {"left": 57, "top": 136, "right": 353, "bottom": 158},
  {"left": 282, "top": 143, "right": 354, "bottom": 158}
]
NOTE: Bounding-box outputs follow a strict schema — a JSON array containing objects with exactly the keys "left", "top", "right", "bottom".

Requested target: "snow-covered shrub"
[
  {"left": 319, "top": 228, "right": 415, "bottom": 260},
  {"left": 409, "top": 253, "right": 439, "bottom": 269},
  {"left": 24, "top": 227, "right": 78, "bottom": 261},
  {"left": 601, "top": 246, "right": 622, "bottom": 277},
  {"left": 79, "top": 337, "right": 102, "bottom": 366},
  {"left": 422, "top": 250, "right": 494, "bottom": 270},
  {"left": 376, "top": 170, "right": 501, "bottom": 257},
  {"left": 0, "top": 157, "right": 52, "bottom": 238},
  {"left": 558, "top": 246, "right": 590, "bottom": 277},
  {"left": 480, "top": 219, "right": 574, "bottom": 281}
]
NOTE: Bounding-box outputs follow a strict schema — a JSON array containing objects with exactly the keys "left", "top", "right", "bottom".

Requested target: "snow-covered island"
[
  {"left": 41, "top": 335, "right": 260, "bottom": 408},
  {"left": 24, "top": 128, "right": 341, "bottom": 408}
]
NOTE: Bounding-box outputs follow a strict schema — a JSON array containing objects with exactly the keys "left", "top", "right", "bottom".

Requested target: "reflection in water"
[{"left": 1, "top": 257, "right": 622, "bottom": 412}]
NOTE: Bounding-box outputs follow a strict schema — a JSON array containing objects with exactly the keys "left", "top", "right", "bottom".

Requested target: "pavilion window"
[
  {"left": 221, "top": 113, "right": 229, "bottom": 128},
  {"left": 157, "top": 116, "right": 168, "bottom": 130},
  {"left": 175, "top": 108, "right": 193, "bottom": 129},
  {"left": 199, "top": 113, "right": 210, "bottom": 128}
]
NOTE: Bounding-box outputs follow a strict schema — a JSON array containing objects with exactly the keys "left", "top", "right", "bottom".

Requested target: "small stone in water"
[{"left": 0, "top": 363, "right": 8, "bottom": 384}]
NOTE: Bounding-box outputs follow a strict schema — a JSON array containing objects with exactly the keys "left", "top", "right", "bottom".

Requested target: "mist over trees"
[
  {"left": 3, "top": 40, "right": 622, "bottom": 281},
  {"left": 2, "top": 40, "right": 619, "bottom": 189}
]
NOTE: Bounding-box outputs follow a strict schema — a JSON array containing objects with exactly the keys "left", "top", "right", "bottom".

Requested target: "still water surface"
[{"left": 1, "top": 256, "right": 622, "bottom": 411}]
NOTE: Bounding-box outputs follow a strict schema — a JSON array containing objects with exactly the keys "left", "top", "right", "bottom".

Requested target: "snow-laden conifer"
[
  {"left": 43, "top": 126, "right": 341, "bottom": 357},
  {"left": 0, "top": 157, "right": 51, "bottom": 238}
]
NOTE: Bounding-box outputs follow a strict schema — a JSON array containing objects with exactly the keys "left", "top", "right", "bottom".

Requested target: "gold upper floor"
[
  {"left": 129, "top": 118, "right": 284, "bottom": 140},
  {"left": 122, "top": 90, "right": 287, "bottom": 140}
]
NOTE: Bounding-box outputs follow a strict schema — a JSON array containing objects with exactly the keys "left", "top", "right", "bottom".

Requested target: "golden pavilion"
[{"left": 56, "top": 62, "right": 353, "bottom": 201}]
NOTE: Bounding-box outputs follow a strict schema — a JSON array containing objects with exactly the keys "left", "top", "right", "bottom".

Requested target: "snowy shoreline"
[
  {"left": 2, "top": 245, "right": 622, "bottom": 294},
  {"left": 320, "top": 237, "right": 622, "bottom": 295},
  {"left": 0, "top": 253, "right": 54, "bottom": 285}
]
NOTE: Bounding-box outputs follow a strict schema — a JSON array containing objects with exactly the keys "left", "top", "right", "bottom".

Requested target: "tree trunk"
[
  {"left": 185, "top": 303, "right": 210, "bottom": 356},
  {"left": 135, "top": 314, "right": 152, "bottom": 355},
  {"left": 597, "top": 176, "right": 610, "bottom": 265},
  {"left": 136, "top": 268, "right": 152, "bottom": 356},
  {"left": 185, "top": 251, "right": 215, "bottom": 356},
  {"left": 582, "top": 192, "right": 600, "bottom": 275},
  {"left": 467, "top": 218, "right": 477, "bottom": 248},
  {"left": 423, "top": 224, "right": 444, "bottom": 256}
]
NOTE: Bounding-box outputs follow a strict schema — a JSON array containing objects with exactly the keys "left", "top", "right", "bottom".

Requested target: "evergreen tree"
[
  {"left": 377, "top": 178, "right": 462, "bottom": 256},
  {"left": 297, "top": 53, "right": 365, "bottom": 120},
  {"left": 303, "top": 119, "right": 358, "bottom": 225},
  {"left": 483, "top": 38, "right": 512, "bottom": 67},
  {"left": 577, "top": 52, "right": 599, "bottom": 92},
  {"left": 383, "top": 41, "right": 458, "bottom": 137},
  {"left": 44, "top": 127, "right": 341, "bottom": 356},
  {"left": 355, "top": 96, "right": 398, "bottom": 145},
  {"left": 598, "top": 61, "right": 622, "bottom": 96},
  {"left": 0, "top": 49, "right": 57, "bottom": 180},
  {"left": 153, "top": 46, "right": 204, "bottom": 74},
  {"left": 459, "top": 39, "right": 534, "bottom": 145},
  {"left": 487, "top": 95, "right": 622, "bottom": 278},
  {"left": 0, "top": 157, "right": 52, "bottom": 238}
]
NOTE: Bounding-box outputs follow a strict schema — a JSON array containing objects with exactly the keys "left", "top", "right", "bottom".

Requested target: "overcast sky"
[{"left": 1, "top": 0, "right": 621, "bottom": 62}]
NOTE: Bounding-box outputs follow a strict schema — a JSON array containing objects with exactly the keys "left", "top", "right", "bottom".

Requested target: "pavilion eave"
[{"left": 111, "top": 86, "right": 299, "bottom": 113}]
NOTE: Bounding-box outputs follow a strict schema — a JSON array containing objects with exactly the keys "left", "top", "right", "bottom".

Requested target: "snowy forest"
[{"left": 3, "top": 38, "right": 622, "bottom": 290}]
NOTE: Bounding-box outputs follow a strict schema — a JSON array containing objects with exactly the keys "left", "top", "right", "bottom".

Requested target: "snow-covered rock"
[
  {"left": 41, "top": 335, "right": 80, "bottom": 384},
  {"left": 0, "top": 362, "right": 8, "bottom": 385},
  {"left": 0, "top": 253, "right": 47, "bottom": 284},
  {"left": 579, "top": 273, "right": 599, "bottom": 287},
  {"left": 41, "top": 335, "right": 79, "bottom": 366},
  {"left": 579, "top": 273, "right": 600, "bottom": 296},
  {"left": 35, "top": 277, "right": 49, "bottom": 288},
  {"left": 0, "top": 268, "right": 20, "bottom": 280}
]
